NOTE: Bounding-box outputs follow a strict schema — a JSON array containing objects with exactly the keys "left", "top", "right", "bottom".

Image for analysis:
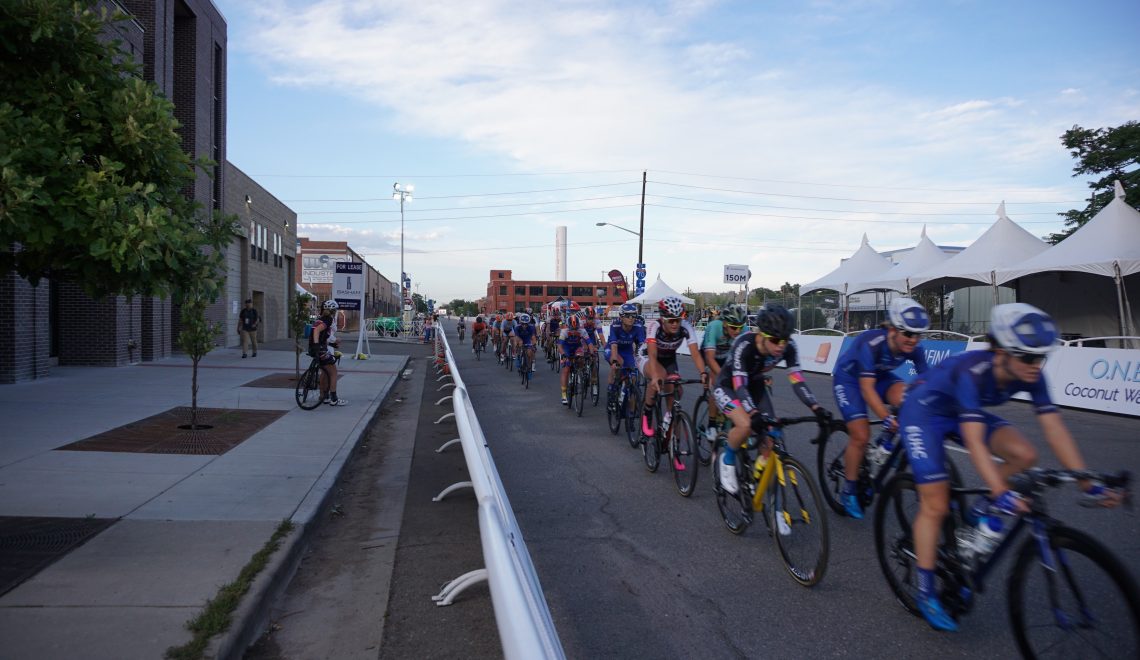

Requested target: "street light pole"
[{"left": 392, "top": 182, "right": 414, "bottom": 322}]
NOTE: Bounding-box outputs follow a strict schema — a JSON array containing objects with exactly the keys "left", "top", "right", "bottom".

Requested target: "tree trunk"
[{"left": 191, "top": 356, "right": 199, "bottom": 428}]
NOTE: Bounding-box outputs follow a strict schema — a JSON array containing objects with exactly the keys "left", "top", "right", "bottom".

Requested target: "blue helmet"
[
  {"left": 619, "top": 303, "right": 637, "bottom": 317},
  {"left": 990, "top": 303, "right": 1058, "bottom": 355},
  {"left": 888, "top": 297, "right": 931, "bottom": 333}
]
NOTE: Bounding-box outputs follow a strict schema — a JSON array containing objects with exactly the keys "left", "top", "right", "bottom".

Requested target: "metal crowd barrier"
[{"left": 427, "top": 325, "right": 566, "bottom": 660}]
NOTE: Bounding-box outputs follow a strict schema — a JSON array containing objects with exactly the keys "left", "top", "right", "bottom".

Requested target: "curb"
[{"left": 207, "top": 355, "right": 411, "bottom": 660}]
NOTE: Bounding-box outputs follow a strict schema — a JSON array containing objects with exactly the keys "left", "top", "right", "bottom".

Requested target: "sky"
[{"left": 214, "top": 0, "right": 1140, "bottom": 305}]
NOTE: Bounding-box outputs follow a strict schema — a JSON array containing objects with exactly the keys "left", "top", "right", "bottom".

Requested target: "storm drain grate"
[
  {"left": 56, "top": 407, "right": 287, "bottom": 455},
  {"left": 0, "top": 516, "right": 117, "bottom": 596}
]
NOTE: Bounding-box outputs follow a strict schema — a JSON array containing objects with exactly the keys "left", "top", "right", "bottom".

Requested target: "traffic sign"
[{"left": 723, "top": 264, "right": 751, "bottom": 285}]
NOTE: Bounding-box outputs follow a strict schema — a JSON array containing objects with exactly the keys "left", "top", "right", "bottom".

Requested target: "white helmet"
[
  {"left": 517, "top": 313, "right": 532, "bottom": 325},
  {"left": 658, "top": 295, "right": 685, "bottom": 319},
  {"left": 887, "top": 297, "right": 930, "bottom": 333},
  {"left": 322, "top": 299, "right": 339, "bottom": 311},
  {"left": 990, "top": 303, "right": 1059, "bottom": 355}
]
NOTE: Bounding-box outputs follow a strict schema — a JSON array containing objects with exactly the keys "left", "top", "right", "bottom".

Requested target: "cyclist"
[
  {"left": 558, "top": 314, "right": 590, "bottom": 404},
  {"left": 513, "top": 313, "right": 539, "bottom": 372},
  {"left": 471, "top": 316, "right": 490, "bottom": 353},
  {"left": 606, "top": 303, "right": 645, "bottom": 392},
  {"left": 308, "top": 300, "right": 347, "bottom": 406},
  {"left": 700, "top": 304, "right": 748, "bottom": 441},
  {"left": 714, "top": 304, "right": 829, "bottom": 495},
  {"left": 499, "top": 312, "right": 517, "bottom": 363},
  {"left": 831, "top": 297, "right": 932, "bottom": 519},
  {"left": 898, "top": 303, "right": 1121, "bottom": 632},
  {"left": 638, "top": 296, "right": 709, "bottom": 437},
  {"left": 457, "top": 316, "right": 466, "bottom": 343}
]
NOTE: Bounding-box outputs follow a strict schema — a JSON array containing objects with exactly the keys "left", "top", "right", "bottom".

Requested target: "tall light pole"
[
  {"left": 596, "top": 221, "right": 645, "bottom": 297},
  {"left": 393, "top": 182, "right": 413, "bottom": 321}
]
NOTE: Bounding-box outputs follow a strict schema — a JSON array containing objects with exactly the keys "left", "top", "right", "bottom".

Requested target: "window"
[
  {"left": 515, "top": 301, "right": 525, "bottom": 312},
  {"left": 572, "top": 286, "right": 593, "bottom": 298},
  {"left": 529, "top": 285, "right": 543, "bottom": 296},
  {"left": 597, "top": 287, "right": 608, "bottom": 298},
  {"left": 499, "top": 285, "right": 507, "bottom": 295},
  {"left": 515, "top": 285, "right": 526, "bottom": 295},
  {"left": 498, "top": 272, "right": 506, "bottom": 279},
  {"left": 250, "top": 222, "right": 257, "bottom": 259},
  {"left": 547, "top": 286, "right": 567, "bottom": 296}
]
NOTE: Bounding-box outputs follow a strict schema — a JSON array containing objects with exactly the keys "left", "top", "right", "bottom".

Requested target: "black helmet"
[
  {"left": 755, "top": 303, "right": 794, "bottom": 340},
  {"left": 719, "top": 304, "right": 747, "bottom": 326}
]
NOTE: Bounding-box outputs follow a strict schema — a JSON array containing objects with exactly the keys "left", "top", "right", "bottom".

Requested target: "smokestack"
[{"left": 556, "top": 226, "right": 567, "bottom": 281}]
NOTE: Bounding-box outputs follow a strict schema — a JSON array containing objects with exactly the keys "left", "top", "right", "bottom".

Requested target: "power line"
[
  {"left": 647, "top": 193, "right": 1065, "bottom": 216},
  {"left": 252, "top": 169, "right": 637, "bottom": 179},
  {"left": 646, "top": 203, "right": 1061, "bottom": 225},
  {"left": 649, "top": 179, "right": 1084, "bottom": 205},
  {"left": 292, "top": 194, "right": 640, "bottom": 215},
  {"left": 297, "top": 203, "right": 641, "bottom": 223},
  {"left": 653, "top": 169, "right": 1085, "bottom": 195}
]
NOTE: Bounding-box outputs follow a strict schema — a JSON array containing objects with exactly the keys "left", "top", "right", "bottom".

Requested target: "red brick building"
[
  {"left": 484, "top": 269, "right": 626, "bottom": 314},
  {"left": 296, "top": 238, "right": 399, "bottom": 328}
]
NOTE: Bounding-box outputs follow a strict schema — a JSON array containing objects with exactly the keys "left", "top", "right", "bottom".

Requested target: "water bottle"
[
  {"left": 867, "top": 433, "right": 893, "bottom": 468},
  {"left": 661, "top": 411, "right": 672, "bottom": 433}
]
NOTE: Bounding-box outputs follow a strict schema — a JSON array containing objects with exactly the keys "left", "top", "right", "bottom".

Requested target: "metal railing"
[{"left": 427, "top": 326, "right": 566, "bottom": 660}]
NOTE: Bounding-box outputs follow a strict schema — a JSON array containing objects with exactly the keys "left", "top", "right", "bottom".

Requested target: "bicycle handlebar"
[{"left": 1009, "top": 468, "right": 1131, "bottom": 496}]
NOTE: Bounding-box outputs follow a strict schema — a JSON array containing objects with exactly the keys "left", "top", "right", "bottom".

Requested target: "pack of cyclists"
[{"left": 451, "top": 292, "right": 1130, "bottom": 641}]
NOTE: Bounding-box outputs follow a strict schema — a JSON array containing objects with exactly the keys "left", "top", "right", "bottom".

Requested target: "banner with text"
[
  {"left": 608, "top": 269, "right": 629, "bottom": 302},
  {"left": 333, "top": 261, "right": 363, "bottom": 311}
]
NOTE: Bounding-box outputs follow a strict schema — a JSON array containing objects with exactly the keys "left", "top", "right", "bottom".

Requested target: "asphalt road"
[{"left": 442, "top": 320, "right": 1140, "bottom": 659}]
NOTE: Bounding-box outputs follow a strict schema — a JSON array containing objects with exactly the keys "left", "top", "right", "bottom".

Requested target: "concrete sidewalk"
[{"left": 0, "top": 342, "right": 414, "bottom": 659}]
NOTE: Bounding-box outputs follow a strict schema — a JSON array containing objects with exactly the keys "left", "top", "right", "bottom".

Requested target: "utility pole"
[{"left": 638, "top": 170, "right": 646, "bottom": 265}]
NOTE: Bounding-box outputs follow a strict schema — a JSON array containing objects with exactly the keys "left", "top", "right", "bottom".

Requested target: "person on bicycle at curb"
[
  {"left": 558, "top": 314, "right": 590, "bottom": 404},
  {"left": 701, "top": 303, "right": 748, "bottom": 441},
  {"left": 513, "top": 313, "right": 539, "bottom": 373},
  {"left": 606, "top": 303, "right": 645, "bottom": 393},
  {"left": 472, "top": 315, "right": 488, "bottom": 353},
  {"left": 638, "top": 296, "right": 709, "bottom": 437},
  {"left": 898, "top": 303, "right": 1122, "bottom": 633},
  {"left": 831, "top": 296, "right": 932, "bottom": 519},
  {"left": 308, "top": 300, "right": 347, "bottom": 406},
  {"left": 714, "top": 304, "right": 829, "bottom": 496}
]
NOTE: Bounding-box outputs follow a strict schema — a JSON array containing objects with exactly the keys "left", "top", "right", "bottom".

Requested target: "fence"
[{"left": 426, "top": 325, "right": 566, "bottom": 659}]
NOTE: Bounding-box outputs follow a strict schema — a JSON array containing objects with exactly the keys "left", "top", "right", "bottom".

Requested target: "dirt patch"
[{"left": 57, "top": 407, "right": 286, "bottom": 455}]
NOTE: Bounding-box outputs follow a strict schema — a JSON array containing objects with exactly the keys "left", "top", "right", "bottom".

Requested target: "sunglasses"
[
  {"left": 725, "top": 323, "right": 744, "bottom": 330},
  {"left": 1009, "top": 351, "right": 1047, "bottom": 366},
  {"left": 663, "top": 318, "right": 681, "bottom": 323},
  {"left": 761, "top": 332, "right": 788, "bottom": 346},
  {"left": 899, "top": 330, "right": 922, "bottom": 339}
]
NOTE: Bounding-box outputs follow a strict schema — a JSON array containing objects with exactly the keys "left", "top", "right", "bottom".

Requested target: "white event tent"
[
  {"left": 626, "top": 275, "right": 695, "bottom": 307},
  {"left": 801, "top": 234, "right": 895, "bottom": 296},
  {"left": 860, "top": 226, "right": 953, "bottom": 294},
  {"left": 910, "top": 202, "right": 1048, "bottom": 299},
  {"left": 996, "top": 181, "right": 1140, "bottom": 337}
]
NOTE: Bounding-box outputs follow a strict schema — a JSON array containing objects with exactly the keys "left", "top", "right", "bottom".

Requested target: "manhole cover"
[{"left": 0, "top": 516, "right": 116, "bottom": 596}]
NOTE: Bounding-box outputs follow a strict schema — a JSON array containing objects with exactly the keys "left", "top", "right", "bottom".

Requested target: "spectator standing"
[{"left": 238, "top": 299, "right": 259, "bottom": 358}]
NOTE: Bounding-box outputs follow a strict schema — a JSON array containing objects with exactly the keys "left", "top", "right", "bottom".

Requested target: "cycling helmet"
[
  {"left": 619, "top": 303, "right": 638, "bottom": 318},
  {"left": 989, "top": 303, "right": 1059, "bottom": 355},
  {"left": 719, "top": 304, "right": 747, "bottom": 327},
  {"left": 888, "top": 297, "right": 931, "bottom": 333},
  {"left": 584, "top": 307, "right": 596, "bottom": 319},
  {"left": 658, "top": 295, "right": 685, "bottom": 319},
  {"left": 518, "top": 313, "right": 532, "bottom": 325},
  {"left": 567, "top": 315, "right": 581, "bottom": 329},
  {"left": 322, "top": 300, "right": 339, "bottom": 311},
  {"left": 475, "top": 316, "right": 483, "bottom": 323},
  {"left": 755, "top": 303, "right": 795, "bottom": 340},
  {"left": 506, "top": 312, "right": 514, "bottom": 321}
]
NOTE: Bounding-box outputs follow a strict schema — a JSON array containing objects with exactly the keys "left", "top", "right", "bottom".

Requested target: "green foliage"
[
  {"left": 412, "top": 292, "right": 427, "bottom": 314},
  {"left": 0, "top": 0, "right": 210, "bottom": 297},
  {"left": 1050, "top": 121, "right": 1140, "bottom": 244},
  {"left": 288, "top": 291, "right": 314, "bottom": 376},
  {"left": 445, "top": 298, "right": 479, "bottom": 316}
]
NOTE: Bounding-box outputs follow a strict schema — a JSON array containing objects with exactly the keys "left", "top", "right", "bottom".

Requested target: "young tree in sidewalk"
[{"left": 289, "top": 292, "right": 314, "bottom": 377}]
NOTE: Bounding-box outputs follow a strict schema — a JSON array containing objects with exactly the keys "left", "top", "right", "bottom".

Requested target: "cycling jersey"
[
  {"left": 514, "top": 322, "right": 537, "bottom": 346},
  {"left": 900, "top": 350, "right": 1056, "bottom": 484},
  {"left": 582, "top": 319, "right": 604, "bottom": 345},
  {"left": 834, "top": 328, "right": 929, "bottom": 381},
  {"left": 645, "top": 318, "right": 698, "bottom": 355},
  {"left": 472, "top": 321, "right": 486, "bottom": 334},
  {"left": 607, "top": 320, "right": 645, "bottom": 356},
  {"left": 714, "top": 332, "right": 817, "bottom": 415},
  {"left": 501, "top": 320, "right": 515, "bottom": 336},
  {"left": 700, "top": 319, "right": 734, "bottom": 366}
]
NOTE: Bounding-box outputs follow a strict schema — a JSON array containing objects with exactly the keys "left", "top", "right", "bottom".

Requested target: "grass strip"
[{"left": 165, "top": 519, "right": 295, "bottom": 660}]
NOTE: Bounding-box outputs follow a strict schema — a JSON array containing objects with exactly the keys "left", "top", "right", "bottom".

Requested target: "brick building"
[
  {"left": 297, "top": 238, "right": 399, "bottom": 329},
  {"left": 484, "top": 269, "right": 627, "bottom": 314},
  {"left": 1, "top": 1, "right": 294, "bottom": 382}
]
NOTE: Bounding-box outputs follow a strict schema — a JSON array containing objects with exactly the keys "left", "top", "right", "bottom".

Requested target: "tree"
[
  {"left": 1049, "top": 121, "right": 1140, "bottom": 244},
  {"left": 412, "top": 292, "right": 427, "bottom": 314},
  {"left": 289, "top": 291, "right": 314, "bottom": 377},
  {"left": 0, "top": 1, "right": 211, "bottom": 297}
]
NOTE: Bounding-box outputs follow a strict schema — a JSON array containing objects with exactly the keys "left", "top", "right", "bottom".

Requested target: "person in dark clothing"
[{"left": 238, "top": 299, "right": 259, "bottom": 358}]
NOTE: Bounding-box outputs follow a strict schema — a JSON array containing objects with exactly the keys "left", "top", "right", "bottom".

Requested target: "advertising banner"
[
  {"left": 891, "top": 339, "right": 970, "bottom": 382},
  {"left": 1039, "top": 347, "right": 1140, "bottom": 417},
  {"left": 791, "top": 335, "right": 848, "bottom": 374},
  {"left": 608, "top": 269, "right": 629, "bottom": 301},
  {"left": 333, "top": 261, "right": 363, "bottom": 310}
]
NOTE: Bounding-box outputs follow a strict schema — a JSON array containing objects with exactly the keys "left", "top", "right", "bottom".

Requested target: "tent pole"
[
  {"left": 940, "top": 284, "right": 946, "bottom": 331},
  {"left": 1115, "top": 262, "right": 1135, "bottom": 347}
]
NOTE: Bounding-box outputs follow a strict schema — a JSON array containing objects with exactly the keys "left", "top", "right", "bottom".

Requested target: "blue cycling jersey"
[
  {"left": 514, "top": 322, "right": 537, "bottom": 344},
  {"left": 834, "top": 328, "right": 928, "bottom": 383},
  {"left": 905, "top": 350, "right": 1056, "bottom": 423},
  {"left": 607, "top": 320, "right": 645, "bottom": 355}
]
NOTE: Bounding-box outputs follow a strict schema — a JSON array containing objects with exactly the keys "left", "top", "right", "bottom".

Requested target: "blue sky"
[{"left": 215, "top": 0, "right": 1140, "bottom": 304}]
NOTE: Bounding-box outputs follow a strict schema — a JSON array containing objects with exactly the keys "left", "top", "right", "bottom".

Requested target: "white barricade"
[{"left": 430, "top": 327, "right": 567, "bottom": 659}]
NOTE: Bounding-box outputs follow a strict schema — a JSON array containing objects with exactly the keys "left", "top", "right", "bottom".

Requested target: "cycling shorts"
[
  {"left": 832, "top": 374, "right": 903, "bottom": 423},
  {"left": 899, "top": 405, "right": 1010, "bottom": 485},
  {"left": 637, "top": 352, "right": 678, "bottom": 377},
  {"left": 560, "top": 344, "right": 585, "bottom": 368},
  {"left": 712, "top": 385, "right": 774, "bottom": 418},
  {"left": 604, "top": 346, "right": 635, "bottom": 366}
]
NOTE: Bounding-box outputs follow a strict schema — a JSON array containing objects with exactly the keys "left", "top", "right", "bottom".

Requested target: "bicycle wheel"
[
  {"left": 768, "top": 455, "right": 829, "bottom": 587},
  {"left": 566, "top": 370, "right": 576, "bottom": 411},
  {"left": 574, "top": 365, "right": 587, "bottom": 417},
  {"left": 642, "top": 399, "right": 660, "bottom": 472},
  {"left": 670, "top": 411, "right": 698, "bottom": 497},
  {"left": 713, "top": 443, "right": 752, "bottom": 534},
  {"left": 817, "top": 423, "right": 855, "bottom": 516},
  {"left": 692, "top": 394, "right": 714, "bottom": 466},
  {"left": 873, "top": 473, "right": 924, "bottom": 615},
  {"left": 1008, "top": 525, "right": 1140, "bottom": 659},
  {"left": 590, "top": 359, "right": 601, "bottom": 407},
  {"left": 295, "top": 363, "right": 323, "bottom": 410},
  {"left": 624, "top": 380, "right": 642, "bottom": 448},
  {"left": 520, "top": 352, "right": 530, "bottom": 388}
]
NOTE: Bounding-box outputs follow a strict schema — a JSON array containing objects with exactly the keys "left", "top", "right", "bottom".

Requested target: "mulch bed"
[
  {"left": 56, "top": 407, "right": 287, "bottom": 456},
  {"left": 242, "top": 372, "right": 347, "bottom": 389},
  {"left": 0, "top": 516, "right": 117, "bottom": 596}
]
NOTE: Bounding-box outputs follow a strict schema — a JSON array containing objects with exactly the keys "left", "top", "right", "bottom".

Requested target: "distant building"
[
  {"left": 484, "top": 269, "right": 625, "bottom": 314},
  {"left": 296, "top": 238, "right": 399, "bottom": 328}
]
